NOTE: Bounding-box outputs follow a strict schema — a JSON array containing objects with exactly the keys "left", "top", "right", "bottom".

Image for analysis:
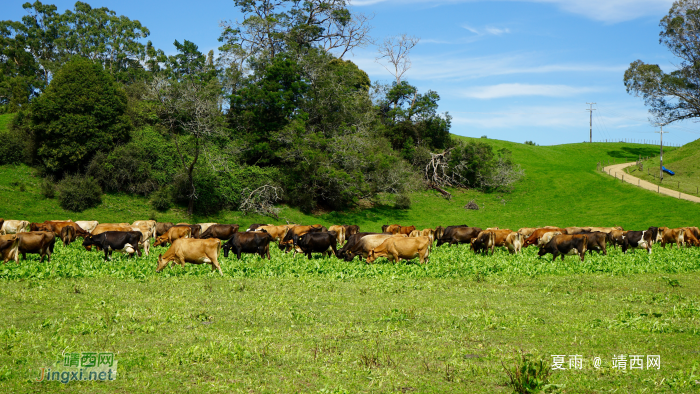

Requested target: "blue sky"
[{"left": 6, "top": 0, "right": 699, "bottom": 146}]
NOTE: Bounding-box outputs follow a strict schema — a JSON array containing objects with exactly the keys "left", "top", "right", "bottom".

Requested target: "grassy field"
[
  {"left": 2, "top": 113, "right": 700, "bottom": 392},
  {"left": 625, "top": 138, "right": 700, "bottom": 197}
]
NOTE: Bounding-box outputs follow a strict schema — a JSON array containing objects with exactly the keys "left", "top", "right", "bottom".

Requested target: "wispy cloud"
[
  {"left": 462, "top": 24, "right": 511, "bottom": 36},
  {"left": 461, "top": 83, "right": 599, "bottom": 99},
  {"left": 349, "top": 52, "right": 627, "bottom": 81},
  {"left": 349, "top": 0, "right": 673, "bottom": 23}
]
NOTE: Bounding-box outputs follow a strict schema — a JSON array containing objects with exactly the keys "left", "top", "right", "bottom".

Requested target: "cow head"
[
  {"left": 366, "top": 250, "right": 377, "bottom": 264},
  {"left": 156, "top": 254, "right": 167, "bottom": 272},
  {"left": 153, "top": 235, "right": 168, "bottom": 247},
  {"left": 82, "top": 236, "right": 95, "bottom": 251},
  {"left": 537, "top": 246, "right": 547, "bottom": 258}
]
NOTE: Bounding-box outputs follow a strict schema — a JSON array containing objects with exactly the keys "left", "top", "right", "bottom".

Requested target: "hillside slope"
[
  {"left": 1, "top": 130, "right": 697, "bottom": 229},
  {"left": 625, "top": 137, "right": 700, "bottom": 195}
]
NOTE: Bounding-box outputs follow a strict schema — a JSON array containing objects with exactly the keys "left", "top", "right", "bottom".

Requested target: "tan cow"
[
  {"left": 683, "top": 228, "right": 699, "bottom": 247},
  {"left": 258, "top": 225, "right": 291, "bottom": 243},
  {"left": 659, "top": 227, "right": 686, "bottom": 248},
  {"left": 130, "top": 225, "right": 153, "bottom": 256},
  {"left": 1, "top": 220, "right": 29, "bottom": 235},
  {"left": 384, "top": 224, "right": 401, "bottom": 235},
  {"left": 153, "top": 226, "right": 192, "bottom": 247},
  {"left": 75, "top": 221, "right": 99, "bottom": 233},
  {"left": 484, "top": 229, "right": 514, "bottom": 254},
  {"left": 344, "top": 234, "right": 407, "bottom": 260},
  {"left": 581, "top": 226, "right": 623, "bottom": 234},
  {"left": 420, "top": 228, "right": 435, "bottom": 243},
  {"left": 517, "top": 228, "right": 537, "bottom": 239},
  {"left": 505, "top": 232, "right": 522, "bottom": 254},
  {"left": 0, "top": 235, "right": 20, "bottom": 264},
  {"left": 133, "top": 220, "right": 157, "bottom": 239},
  {"left": 564, "top": 227, "right": 584, "bottom": 235},
  {"left": 197, "top": 223, "right": 218, "bottom": 234},
  {"left": 157, "top": 238, "right": 223, "bottom": 275},
  {"left": 367, "top": 236, "right": 431, "bottom": 264},
  {"left": 92, "top": 223, "right": 133, "bottom": 235},
  {"left": 328, "top": 225, "right": 347, "bottom": 246},
  {"left": 539, "top": 231, "right": 563, "bottom": 247},
  {"left": 409, "top": 229, "right": 420, "bottom": 237}
]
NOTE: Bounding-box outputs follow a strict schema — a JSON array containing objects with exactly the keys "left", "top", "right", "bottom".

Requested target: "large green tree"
[
  {"left": 30, "top": 57, "right": 131, "bottom": 176},
  {"left": 624, "top": 0, "right": 700, "bottom": 125}
]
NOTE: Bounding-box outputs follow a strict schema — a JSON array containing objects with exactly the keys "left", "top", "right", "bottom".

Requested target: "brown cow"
[
  {"left": 46, "top": 221, "right": 89, "bottom": 239},
  {"left": 177, "top": 223, "right": 202, "bottom": 238},
  {"left": 197, "top": 223, "right": 218, "bottom": 234},
  {"left": 156, "top": 222, "right": 175, "bottom": 237},
  {"left": 157, "top": 238, "right": 223, "bottom": 275},
  {"left": 279, "top": 225, "right": 323, "bottom": 252},
  {"left": 607, "top": 229, "right": 626, "bottom": 249},
  {"left": 523, "top": 228, "right": 566, "bottom": 247},
  {"left": 198, "top": 224, "right": 239, "bottom": 240},
  {"left": 659, "top": 227, "right": 686, "bottom": 248},
  {"left": 0, "top": 235, "right": 19, "bottom": 263},
  {"left": 367, "top": 236, "right": 431, "bottom": 264},
  {"left": 258, "top": 225, "right": 291, "bottom": 243},
  {"left": 154, "top": 226, "right": 192, "bottom": 247},
  {"left": 92, "top": 223, "right": 133, "bottom": 235},
  {"left": 60, "top": 226, "right": 77, "bottom": 246},
  {"left": 399, "top": 225, "right": 416, "bottom": 235},
  {"left": 343, "top": 225, "right": 360, "bottom": 238},
  {"left": 683, "top": 228, "right": 700, "bottom": 246},
  {"left": 16, "top": 231, "right": 56, "bottom": 263},
  {"left": 384, "top": 224, "right": 402, "bottom": 235},
  {"left": 538, "top": 234, "right": 588, "bottom": 262},
  {"left": 471, "top": 229, "right": 513, "bottom": 255}
]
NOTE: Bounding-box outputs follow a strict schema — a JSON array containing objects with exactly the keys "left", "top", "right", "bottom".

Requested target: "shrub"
[
  {"left": 524, "top": 141, "right": 537, "bottom": 146},
  {"left": 394, "top": 193, "right": 411, "bottom": 209},
  {"left": 150, "top": 187, "right": 173, "bottom": 212},
  {"left": 40, "top": 177, "right": 56, "bottom": 199},
  {"left": 502, "top": 352, "right": 553, "bottom": 394},
  {"left": 57, "top": 175, "right": 102, "bottom": 212}
]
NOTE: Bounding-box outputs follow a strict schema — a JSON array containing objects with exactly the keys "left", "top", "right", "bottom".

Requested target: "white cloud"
[
  {"left": 349, "top": 0, "right": 673, "bottom": 23},
  {"left": 461, "top": 83, "right": 599, "bottom": 99},
  {"left": 462, "top": 24, "right": 511, "bottom": 36}
]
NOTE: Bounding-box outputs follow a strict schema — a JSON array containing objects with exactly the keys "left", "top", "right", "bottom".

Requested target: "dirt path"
[{"left": 602, "top": 162, "right": 700, "bottom": 203}]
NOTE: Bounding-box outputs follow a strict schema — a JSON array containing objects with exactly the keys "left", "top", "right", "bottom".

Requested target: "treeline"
[{"left": 0, "top": 0, "right": 523, "bottom": 215}]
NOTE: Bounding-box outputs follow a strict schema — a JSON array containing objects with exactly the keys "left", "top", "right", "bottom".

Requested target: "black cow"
[
  {"left": 538, "top": 234, "right": 588, "bottom": 262},
  {"left": 580, "top": 231, "right": 607, "bottom": 255},
  {"left": 293, "top": 231, "right": 337, "bottom": 259},
  {"left": 621, "top": 230, "right": 652, "bottom": 254},
  {"left": 336, "top": 232, "right": 378, "bottom": 260},
  {"left": 343, "top": 225, "right": 360, "bottom": 238},
  {"left": 279, "top": 225, "right": 324, "bottom": 252},
  {"left": 199, "top": 224, "right": 240, "bottom": 240},
  {"left": 223, "top": 231, "right": 273, "bottom": 259},
  {"left": 437, "top": 226, "right": 480, "bottom": 247},
  {"left": 82, "top": 231, "right": 143, "bottom": 260}
]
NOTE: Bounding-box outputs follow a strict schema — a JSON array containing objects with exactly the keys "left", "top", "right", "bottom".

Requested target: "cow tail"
[{"left": 582, "top": 236, "right": 588, "bottom": 254}]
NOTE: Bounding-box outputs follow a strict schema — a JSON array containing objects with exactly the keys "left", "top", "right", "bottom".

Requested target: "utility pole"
[
  {"left": 586, "top": 103, "right": 596, "bottom": 143},
  {"left": 656, "top": 125, "right": 669, "bottom": 181}
]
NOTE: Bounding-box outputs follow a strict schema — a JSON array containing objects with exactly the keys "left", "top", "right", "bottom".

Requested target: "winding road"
[{"left": 602, "top": 162, "right": 700, "bottom": 203}]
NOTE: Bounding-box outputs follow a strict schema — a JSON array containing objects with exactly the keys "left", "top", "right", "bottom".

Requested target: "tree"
[
  {"left": 218, "top": 0, "right": 373, "bottom": 62},
  {"left": 30, "top": 57, "right": 131, "bottom": 176},
  {"left": 624, "top": 0, "right": 700, "bottom": 125},
  {"left": 375, "top": 34, "right": 419, "bottom": 85},
  {"left": 148, "top": 40, "right": 223, "bottom": 215}
]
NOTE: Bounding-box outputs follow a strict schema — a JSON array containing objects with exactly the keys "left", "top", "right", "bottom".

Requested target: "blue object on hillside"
[{"left": 662, "top": 166, "right": 675, "bottom": 175}]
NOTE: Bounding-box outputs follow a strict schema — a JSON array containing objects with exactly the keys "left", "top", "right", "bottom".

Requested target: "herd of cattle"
[{"left": 0, "top": 219, "right": 698, "bottom": 276}]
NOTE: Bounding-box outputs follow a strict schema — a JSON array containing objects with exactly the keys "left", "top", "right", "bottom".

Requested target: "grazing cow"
[
  {"left": 47, "top": 221, "right": 90, "bottom": 239},
  {"left": 538, "top": 231, "right": 562, "bottom": 247},
  {"left": 128, "top": 225, "right": 153, "bottom": 256},
  {"left": 409, "top": 229, "right": 420, "bottom": 237},
  {"left": 580, "top": 231, "right": 607, "bottom": 255},
  {"left": 258, "top": 225, "right": 291, "bottom": 243},
  {"left": 523, "top": 228, "right": 566, "bottom": 247},
  {"left": 683, "top": 228, "right": 700, "bottom": 246},
  {"left": 659, "top": 227, "right": 686, "bottom": 248},
  {"left": 687, "top": 226, "right": 700, "bottom": 241},
  {"left": 437, "top": 226, "right": 482, "bottom": 247},
  {"left": 581, "top": 226, "right": 624, "bottom": 234},
  {"left": 198, "top": 224, "right": 240, "bottom": 240},
  {"left": 435, "top": 225, "right": 470, "bottom": 246},
  {"left": 247, "top": 223, "right": 273, "bottom": 232},
  {"left": 505, "top": 232, "right": 523, "bottom": 254},
  {"left": 399, "top": 225, "right": 416, "bottom": 235},
  {"left": 621, "top": 231, "right": 653, "bottom": 254},
  {"left": 223, "top": 231, "right": 273, "bottom": 259},
  {"left": 60, "top": 226, "right": 77, "bottom": 246},
  {"left": 434, "top": 226, "right": 445, "bottom": 242},
  {"left": 343, "top": 225, "right": 360, "bottom": 238},
  {"left": 470, "top": 231, "right": 491, "bottom": 254},
  {"left": 645, "top": 227, "right": 662, "bottom": 244},
  {"left": 155, "top": 222, "right": 175, "bottom": 237},
  {"left": 16, "top": 231, "right": 56, "bottom": 263},
  {"left": 367, "top": 236, "right": 431, "bottom": 264},
  {"left": 75, "top": 221, "right": 99, "bottom": 234},
  {"left": 383, "top": 224, "right": 402, "bottom": 235},
  {"left": 538, "top": 234, "right": 588, "bottom": 262},
  {"left": 157, "top": 238, "right": 223, "bottom": 275},
  {"left": 0, "top": 235, "right": 19, "bottom": 263},
  {"left": 564, "top": 227, "right": 585, "bottom": 235},
  {"left": 607, "top": 230, "right": 626, "bottom": 249},
  {"left": 1, "top": 220, "right": 29, "bottom": 235},
  {"left": 92, "top": 223, "right": 133, "bottom": 235},
  {"left": 82, "top": 231, "right": 143, "bottom": 260},
  {"left": 293, "top": 231, "right": 338, "bottom": 259},
  {"left": 153, "top": 226, "right": 192, "bottom": 247},
  {"left": 133, "top": 220, "right": 157, "bottom": 239},
  {"left": 176, "top": 224, "right": 202, "bottom": 238},
  {"left": 517, "top": 227, "right": 537, "bottom": 239},
  {"left": 470, "top": 230, "right": 512, "bottom": 255},
  {"left": 279, "top": 225, "right": 323, "bottom": 252},
  {"left": 328, "top": 225, "right": 347, "bottom": 246},
  {"left": 30, "top": 222, "right": 52, "bottom": 232},
  {"left": 336, "top": 232, "right": 378, "bottom": 260},
  {"left": 340, "top": 234, "right": 404, "bottom": 261},
  {"left": 479, "top": 229, "right": 513, "bottom": 255},
  {"left": 196, "top": 223, "right": 218, "bottom": 234}
]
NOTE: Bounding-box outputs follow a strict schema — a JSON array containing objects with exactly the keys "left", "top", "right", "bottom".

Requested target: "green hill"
[
  {"left": 1, "top": 124, "right": 697, "bottom": 229},
  {"left": 625, "top": 137, "right": 700, "bottom": 195}
]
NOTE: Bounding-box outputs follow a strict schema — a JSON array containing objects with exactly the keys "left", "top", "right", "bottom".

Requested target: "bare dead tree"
[
  {"left": 424, "top": 149, "right": 457, "bottom": 200},
  {"left": 319, "top": 12, "right": 374, "bottom": 59},
  {"left": 240, "top": 185, "right": 283, "bottom": 219},
  {"left": 375, "top": 34, "right": 420, "bottom": 84}
]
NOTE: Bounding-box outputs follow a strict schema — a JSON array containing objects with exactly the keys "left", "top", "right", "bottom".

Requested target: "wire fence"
[{"left": 589, "top": 139, "right": 682, "bottom": 147}]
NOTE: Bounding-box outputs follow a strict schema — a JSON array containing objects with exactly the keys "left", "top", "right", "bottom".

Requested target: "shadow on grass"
[
  {"left": 321, "top": 204, "right": 411, "bottom": 224},
  {"left": 607, "top": 146, "right": 661, "bottom": 160}
]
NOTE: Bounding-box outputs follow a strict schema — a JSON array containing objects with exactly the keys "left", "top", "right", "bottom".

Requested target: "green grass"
[
  {"left": 625, "top": 138, "right": 700, "bottom": 196},
  {"left": 0, "top": 113, "right": 13, "bottom": 133}
]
